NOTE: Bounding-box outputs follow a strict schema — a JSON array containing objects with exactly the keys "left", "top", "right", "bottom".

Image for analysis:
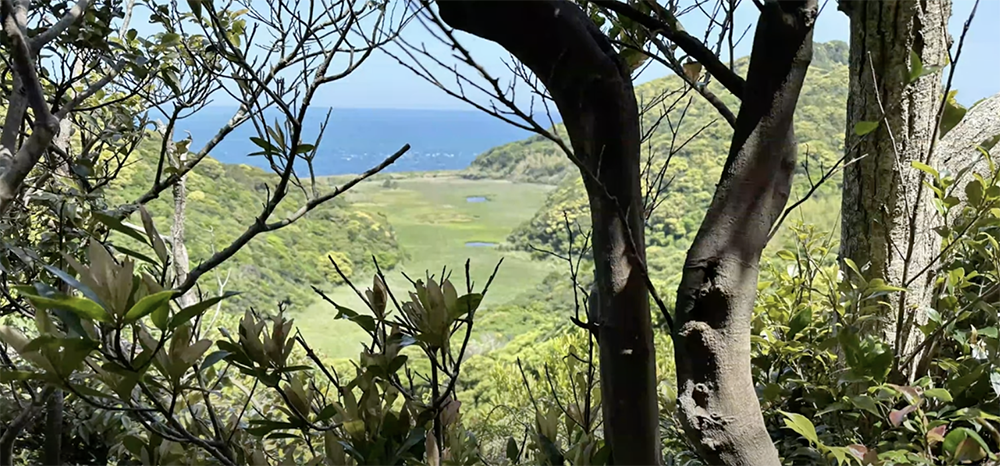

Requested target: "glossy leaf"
[
  {"left": 124, "top": 290, "right": 176, "bottom": 324},
  {"left": 780, "top": 411, "right": 819, "bottom": 446},
  {"left": 25, "top": 293, "right": 110, "bottom": 323}
]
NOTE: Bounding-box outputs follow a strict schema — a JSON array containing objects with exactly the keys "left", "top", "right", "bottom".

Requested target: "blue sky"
[{"left": 319, "top": 0, "right": 998, "bottom": 110}]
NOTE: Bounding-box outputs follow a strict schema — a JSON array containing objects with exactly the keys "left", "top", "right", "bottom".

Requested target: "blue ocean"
[{"left": 170, "top": 107, "right": 538, "bottom": 175}]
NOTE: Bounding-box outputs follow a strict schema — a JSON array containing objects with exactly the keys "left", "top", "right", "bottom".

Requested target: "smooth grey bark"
[
  {"left": 169, "top": 139, "right": 196, "bottom": 308},
  {"left": 673, "top": 1, "right": 817, "bottom": 464},
  {"left": 435, "top": 2, "right": 657, "bottom": 463},
  {"left": 838, "top": 0, "right": 951, "bottom": 376},
  {"left": 939, "top": 93, "right": 1000, "bottom": 184}
]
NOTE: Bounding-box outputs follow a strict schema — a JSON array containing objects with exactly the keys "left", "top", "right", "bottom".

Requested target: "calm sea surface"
[{"left": 170, "top": 107, "right": 538, "bottom": 175}]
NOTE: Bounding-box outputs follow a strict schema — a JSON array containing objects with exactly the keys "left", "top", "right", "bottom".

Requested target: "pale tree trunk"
[
  {"left": 166, "top": 128, "right": 196, "bottom": 309},
  {"left": 939, "top": 93, "right": 1000, "bottom": 187},
  {"left": 839, "top": 0, "right": 951, "bottom": 378},
  {"left": 673, "top": 1, "right": 817, "bottom": 464}
]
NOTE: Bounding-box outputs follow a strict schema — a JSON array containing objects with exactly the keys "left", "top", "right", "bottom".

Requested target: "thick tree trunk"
[
  {"left": 673, "top": 2, "right": 816, "bottom": 465},
  {"left": 435, "top": 2, "right": 657, "bottom": 463},
  {"left": 838, "top": 0, "right": 951, "bottom": 377}
]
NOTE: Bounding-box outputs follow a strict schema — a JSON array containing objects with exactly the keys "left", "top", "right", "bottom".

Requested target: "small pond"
[
  {"left": 466, "top": 196, "right": 488, "bottom": 203},
  {"left": 465, "top": 241, "right": 498, "bottom": 248}
]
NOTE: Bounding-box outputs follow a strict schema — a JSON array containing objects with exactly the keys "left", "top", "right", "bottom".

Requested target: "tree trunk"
[
  {"left": 0, "top": 386, "right": 54, "bottom": 466},
  {"left": 43, "top": 389, "right": 63, "bottom": 465},
  {"left": 171, "top": 149, "right": 196, "bottom": 308},
  {"left": 673, "top": 2, "right": 817, "bottom": 465},
  {"left": 435, "top": 2, "right": 658, "bottom": 463},
  {"left": 838, "top": 0, "right": 951, "bottom": 378}
]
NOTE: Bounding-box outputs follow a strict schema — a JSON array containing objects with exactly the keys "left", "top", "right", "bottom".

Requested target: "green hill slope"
[
  {"left": 107, "top": 142, "right": 405, "bottom": 312},
  {"left": 466, "top": 41, "right": 849, "bottom": 186},
  {"left": 475, "top": 42, "right": 849, "bottom": 278}
]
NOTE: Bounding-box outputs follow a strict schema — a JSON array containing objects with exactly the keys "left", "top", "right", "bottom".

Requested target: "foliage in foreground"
[{"left": 1, "top": 151, "right": 999, "bottom": 466}]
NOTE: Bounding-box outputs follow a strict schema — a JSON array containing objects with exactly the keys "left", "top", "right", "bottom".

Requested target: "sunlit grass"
[{"left": 291, "top": 174, "right": 558, "bottom": 359}]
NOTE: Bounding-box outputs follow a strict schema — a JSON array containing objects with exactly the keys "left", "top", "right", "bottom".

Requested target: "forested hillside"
[
  {"left": 471, "top": 43, "right": 847, "bottom": 270},
  {"left": 106, "top": 141, "right": 406, "bottom": 311}
]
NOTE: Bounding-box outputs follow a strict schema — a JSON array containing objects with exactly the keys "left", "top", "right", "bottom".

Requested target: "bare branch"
[
  {"left": 592, "top": 0, "right": 746, "bottom": 98},
  {"left": 175, "top": 144, "right": 409, "bottom": 294},
  {"left": 29, "top": 0, "right": 91, "bottom": 51}
]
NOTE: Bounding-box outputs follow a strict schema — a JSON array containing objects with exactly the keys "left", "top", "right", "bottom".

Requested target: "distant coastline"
[{"left": 167, "top": 107, "right": 550, "bottom": 175}]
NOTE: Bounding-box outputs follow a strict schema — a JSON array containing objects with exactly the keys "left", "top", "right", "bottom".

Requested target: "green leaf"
[
  {"left": 122, "top": 435, "right": 145, "bottom": 458},
  {"left": 940, "top": 90, "right": 968, "bottom": 138},
  {"left": 169, "top": 291, "right": 239, "bottom": 330},
  {"left": 24, "top": 293, "right": 110, "bottom": 323},
  {"left": 350, "top": 315, "right": 377, "bottom": 333},
  {"left": 452, "top": 293, "right": 483, "bottom": 318},
  {"left": 854, "top": 121, "right": 880, "bottom": 136},
  {"left": 43, "top": 265, "right": 106, "bottom": 309},
  {"left": 160, "top": 32, "right": 181, "bottom": 46},
  {"left": 93, "top": 212, "right": 149, "bottom": 246},
  {"left": 849, "top": 395, "right": 881, "bottom": 417},
  {"left": 393, "top": 428, "right": 426, "bottom": 460},
  {"left": 908, "top": 50, "right": 924, "bottom": 83},
  {"left": 333, "top": 304, "right": 359, "bottom": 319},
  {"left": 250, "top": 137, "right": 278, "bottom": 155},
  {"left": 186, "top": 0, "right": 202, "bottom": 19},
  {"left": 966, "top": 179, "right": 984, "bottom": 206},
  {"left": 924, "top": 388, "right": 953, "bottom": 402},
  {"left": 506, "top": 437, "right": 519, "bottom": 464},
  {"left": 944, "top": 428, "right": 993, "bottom": 462},
  {"left": 200, "top": 351, "right": 230, "bottom": 372},
  {"left": 538, "top": 434, "right": 564, "bottom": 465},
  {"left": 112, "top": 245, "right": 160, "bottom": 266},
  {"left": 591, "top": 443, "right": 612, "bottom": 465},
  {"left": 138, "top": 207, "right": 168, "bottom": 263},
  {"left": 294, "top": 144, "right": 316, "bottom": 155},
  {"left": 57, "top": 338, "right": 98, "bottom": 376},
  {"left": 776, "top": 249, "right": 796, "bottom": 261},
  {"left": 826, "top": 446, "right": 853, "bottom": 466},
  {"left": 787, "top": 308, "right": 812, "bottom": 340},
  {"left": 911, "top": 161, "right": 939, "bottom": 179},
  {"left": 0, "top": 369, "right": 42, "bottom": 382},
  {"left": 780, "top": 411, "right": 819, "bottom": 446},
  {"left": 151, "top": 304, "right": 169, "bottom": 331},
  {"left": 868, "top": 348, "right": 894, "bottom": 382},
  {"left": 124, "top": 290, "right": 176, "bottom": 324}
]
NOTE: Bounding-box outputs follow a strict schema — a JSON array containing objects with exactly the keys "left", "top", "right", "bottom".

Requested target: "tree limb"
[
  {"left": 0, "top": 386, "right": 54, "bottom": 466},
  {"left": 175, "top": 144, "right": 409, "bottom": 294},
  {"left": 436, "top": 1, "right": 659, "bottom": 463},
  {"left": 0, "top": 0, "right": 53, "bottom": 123},
  {"left": 673, "top": 1, "right": 817, "bottom": 464},
  {"left": 30, "top": 0, "right": 91, "bottom": 52},
  {"left": 591, "top": 0, "right": 746, "bottom": 98}
]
